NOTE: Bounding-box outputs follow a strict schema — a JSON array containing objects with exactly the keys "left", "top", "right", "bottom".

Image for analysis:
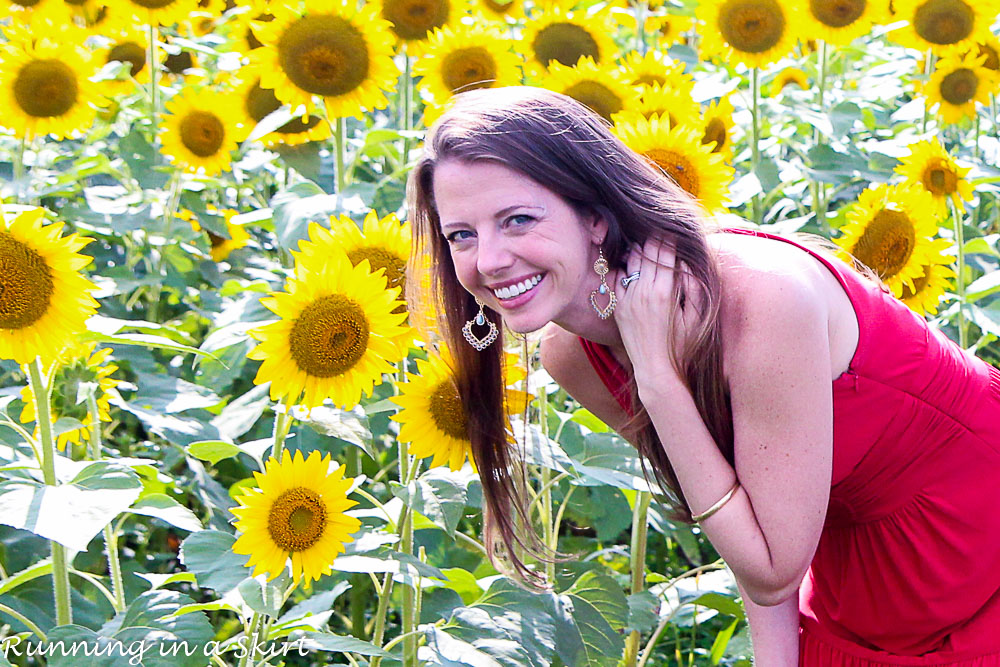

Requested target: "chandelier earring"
[
  {"left": 590, "top": 247, "right": 617, "bottom": 319},
  {"left": 463, "top": 296, "right": 499, "bottom": 350}
]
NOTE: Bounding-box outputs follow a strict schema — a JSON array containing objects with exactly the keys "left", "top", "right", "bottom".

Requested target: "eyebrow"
[{"left": 440, "top": 205, "right": 544, "bottom": 231}]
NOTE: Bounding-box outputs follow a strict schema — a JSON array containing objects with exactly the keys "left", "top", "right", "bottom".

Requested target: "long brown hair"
[{"left": 405, "top": 86, "right": 839, "bottom": 584}]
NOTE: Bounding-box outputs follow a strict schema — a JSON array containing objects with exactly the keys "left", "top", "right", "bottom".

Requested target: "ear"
[{"left": 587, "top": 211, "right": 609, "bottom": 246}]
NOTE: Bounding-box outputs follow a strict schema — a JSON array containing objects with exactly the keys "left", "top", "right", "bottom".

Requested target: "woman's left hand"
[{"left": 611, "top": 238, "right": 696, "bottom": 396}]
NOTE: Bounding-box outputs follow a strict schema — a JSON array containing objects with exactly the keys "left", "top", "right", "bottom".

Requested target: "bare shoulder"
[
  {"left": 706, "top": 233, "right": 835, "bottom": 375},
  {"left": 538, "top": 323, "right": 631, "bottom": 434}
]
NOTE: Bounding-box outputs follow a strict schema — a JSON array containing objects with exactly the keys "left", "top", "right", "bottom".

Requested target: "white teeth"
[{"left": 494, "top": 274, "right": 543, "bottom": 300}]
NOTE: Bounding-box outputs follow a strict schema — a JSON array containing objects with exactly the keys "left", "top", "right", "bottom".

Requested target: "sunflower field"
[{"left": 1, "top": 0, "right": 999, "bottom": 664}]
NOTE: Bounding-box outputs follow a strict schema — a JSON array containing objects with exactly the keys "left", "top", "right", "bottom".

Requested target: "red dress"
[{"left": 577, "top": 227, "right": 1000, "bottom": 665}]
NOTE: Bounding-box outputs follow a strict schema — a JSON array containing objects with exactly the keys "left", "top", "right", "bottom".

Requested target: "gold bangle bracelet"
[{"left": 691, "top": 479, "right": 741, "bottom": 523}]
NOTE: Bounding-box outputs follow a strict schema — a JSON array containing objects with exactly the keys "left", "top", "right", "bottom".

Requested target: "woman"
[{"left": 406, "top": 86, "right": 1000, "bottom": 666}]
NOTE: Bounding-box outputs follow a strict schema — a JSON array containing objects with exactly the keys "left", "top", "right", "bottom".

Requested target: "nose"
[{"left": 476, "top": 233, "right": 515, "bottom": 278}]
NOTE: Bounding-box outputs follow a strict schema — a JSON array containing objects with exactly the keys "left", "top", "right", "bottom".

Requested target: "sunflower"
[
  {"left": 471, "top": 0, "right": 524, "bottom": 23},
  {"left": 187, "top": 208, "right": 252, "bottom": 262},
  {"left": 803, "top": 0, "right": 880, "bottom": 45},
  {"left": 295, "top": 210, "right": 416, "bottom": 354},
  {"left": 770, "top": 66, "right": 809, "bottom": 94},
  {"left": 922, "top": 52, "right": 996, "bottom": 124},
  {"left": 894, "top": 138, "right": 974, "bottom": 218},
  {"left": 0, "top": 32, "right": 100, "bottom": 140},
  {"left": 899, "top": 240, "right": 955, "bottom": 316},
  {"left": 231, "top": 449, "right": 361, "bottom": 585},
  {"left": 160, "top": 87, "right": 241, "bottom": 176},
  {"left": 107, "top": 0, "right": 198, "bottom": 26},
  {"left": 618, "top": 51, "right": 694, "bottom": 94},
  {"left": 247, "top": 247, "right": 409, "bottom": 409},
  {"left": 236, "top": 76, "right": 332, "bottom": 147},
  {"left": 964, "top": 35, "right": 1000, "bottom": 71},
  {"left": 700, "top": 95, "right": 736, "bottom": 156},
  {"left": 391, "top": 345, "right": 531, "bottom": 471},
  {"left": 541, "top": 56, "right": 640, "bottom": 123},
  {"left": 645, "top": 13, "right": 695, "bottom": 49},
  {"left": 413, "top": 25, "right": 522, "bottom": 104},
  {"left": 250, "top": 0, "right": 398, "bottom": 119},
  {"left": 374, "top": 0, "right": 455, "bottom": 49},
  {"left": 836, "top": 184, "right": 940, "bottom": 298},
  {"left": 697, "top": 0, "right": 800, "bottom": 70},
  {"left": 20, "top": 342, "right": 122, "bottom": 451},
  {"left": 613, "top": 114, "right": 733, "bottom": 214},
  {"left": 520, "top": 5, "right": 618, "bottom": 75},
  {"left": 0, "top": 208, "right": 99, "bottom": 366},
  {"left": 891, "top": 0, "right": 998, "bottom": 54},
  {"left": 96, "top": 29, "right": 150, "bottom": 88},
  {"left": 622, "top": 83, "right": 700, "bottom": 126}
]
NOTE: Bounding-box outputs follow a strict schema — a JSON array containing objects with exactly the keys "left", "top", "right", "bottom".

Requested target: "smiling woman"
[{"left": 406, "top": 86, "right": 1000, "bottom": 667}]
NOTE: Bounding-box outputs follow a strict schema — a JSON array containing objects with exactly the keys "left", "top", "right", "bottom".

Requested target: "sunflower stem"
[
  {"left": 750, "top": 67, "right": 762, "bottom": 225},
  {"left": 148, "top": 23, "right": 160, "bottom": 145},
  {"left": 85, "top": 388, "right": 126, "bottom": 613},
  {"left": 921, "top": 50, "right": 936, "bottom": 135},
  {"left": 949, "top": 197, "right": 968, "bottom": 348},
  {"left": 369, "top": 571, "right": 395, "bottom": 667},
  {"left": 13, "top": 135, "right": 27, "bottom": 204},
  {"left": 634, "top": 1, "right": 646, "bottom": 55},
  {"left": 335, "top": 117, "right": 346, "bottom": 193},
  {"left": 396, "top": 434, "right": 418, "bottom": 667},
  {"left": 814, "top": 40, "right": 830, "bottom": 235},
  {"left": 27, "top": 358, "right": 72, "bottom": 627},
  {"left": 991, "top": 94, "right": 998, "bottom": 140},
  {"left": 238, "top": 611, "right": 262, "bottom": 667},
  {"left": 537, "top": 371, "right": 557, "bottom": 582},
  {"left": 975, "top": 111, "right": 981, "bottom": 159},
  {"left": 271, "top": 406, "right": 292, "bottom": 462},
  {"left": 622, "top": 491, "right": 652, "bottom": 667}
]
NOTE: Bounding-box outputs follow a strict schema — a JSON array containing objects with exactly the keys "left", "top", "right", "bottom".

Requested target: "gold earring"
[
  {"left": 463, "top": 296, "right": 499, "bottom": 350},
  {"left": 590, "top": 248, "right": 616, "bottom": 319}
]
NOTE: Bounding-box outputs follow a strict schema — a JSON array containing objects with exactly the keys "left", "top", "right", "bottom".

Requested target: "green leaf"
[
  {"left": 551, "top": 571, "right": 628, "bottom": 667},
  {"left": 967, "top": 270, "right": 1000, "bottom": 302},
  {"left": 423, "top": 625, "right": 523, "bottom": 667},
  {"left": 569, "top": 409, "right": 610, "bottom": 434},
  {"left": 293, "top": 405, "right": 375, "bottom": 460},
  {"left": 299, "top": 631, "right": 398, "bottom": 658},
  {"left": 82, "top": 332, "right": 218, "bottom": 361},
  {"left": 440, "top": 568, "right": 484, "bottom": 606},
  {"left": 463, "top": 578, "right": 557, "bottom": 667},
  {"left": 186, "top": 440, "right": 242, "bottom": 465},
  {"left": 179, "top": 530, "right": 251, "bottom": 595},
  {"left": 625, "top": 590, "right": 659, "bottom": 634},
  {"left": 130, "top": 375, "right": 223, "bottom": 414},
  {"left": 709, "top": 618, "right": 740, "bottom": 665},
  {"left": 392, "top": 468, "right": 469, "bottom": 537},
  {"left": 237, "top": 572, "right": 290, "bottom": 617},
  {"left": 129, "top": 494, "right": 203, "bottom": 532},
  {"left": 0, "top": 469, "right": 142, "bottom": 551}
]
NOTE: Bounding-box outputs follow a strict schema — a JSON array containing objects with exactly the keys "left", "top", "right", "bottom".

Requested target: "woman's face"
[{"left": 433, "top": 158, "right": 608, "bottom": 334}]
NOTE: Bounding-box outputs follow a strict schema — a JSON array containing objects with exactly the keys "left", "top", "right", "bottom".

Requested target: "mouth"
[{"left": 492, "top": 272, "right": 545, "bottom": 301}]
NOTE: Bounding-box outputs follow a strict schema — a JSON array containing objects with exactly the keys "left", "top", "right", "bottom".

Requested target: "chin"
[{"left": 501, "top": 315, "right": 549, "bottom": 335}]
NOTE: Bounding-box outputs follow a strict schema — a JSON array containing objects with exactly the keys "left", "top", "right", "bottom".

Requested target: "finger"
[
  {"left": 626, "top": 242, "right": 641, "bottom": 277},
  {"left": 642, "top": 237, "right": 659, "bottom": 281}
]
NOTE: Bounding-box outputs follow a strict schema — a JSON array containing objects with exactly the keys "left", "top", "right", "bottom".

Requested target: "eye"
[
  {"left": 507, "top": 214, "right": 534, "bottom": 227},
  {"left": 445, "top": 230, "right": 473, "bottom": 243}
]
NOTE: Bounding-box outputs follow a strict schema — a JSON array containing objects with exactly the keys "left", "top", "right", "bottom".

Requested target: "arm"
[
  {"left": 635, "top": 270, "right": 831, "bottom": 606},
  {"left": 735, "top": 576, "right": 800, "bottom": 667}
]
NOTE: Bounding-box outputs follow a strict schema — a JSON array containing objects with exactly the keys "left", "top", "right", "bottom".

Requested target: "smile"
[{"left": 493, "top": 273, "right": 544, "bottom": 300}]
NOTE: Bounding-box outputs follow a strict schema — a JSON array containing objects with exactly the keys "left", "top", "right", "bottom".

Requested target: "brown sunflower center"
[
  {"left": 658, "top": 19, "right": 675, "bottom": 37},
  {"left": 0, "top": 231, "right": 55, "bottom": 330},
  {"left": 108, "top": 41, "right": 147, "bottom": 77},
  {"left": 11, "top": 0, "right": 42, "bottom": 7},
  {"left": 913, "top": 0, "right": 973, "bottom": 46},
  {"left": 644, "top": 149, "right": 700, "bottom": 198},
  {"left": 851, "top": 208, "right": 915, "bottom": 279},
  {"left": 179, "top": 111, "right": 226, "bottom": 157},
  {"left": 702, "top": 118, "right": 728, "bottom": 152},
  {"left": 382, "top": 0, "right": 449, "bottom": 40},
  {"left": 921, "top": 158, "right": 958, "bottom": 195},
  {"left": 810, "top": 0, "right": 865, "bottom": 28},
  {"left": 13, "top": 60, "right": 79, "bottom": 119},
  {"left": 533, "top": 22, "right": 601, "bottom": 68},
  {"left": 129, "top": 0, "right": 178, "bottom": 9},
  {"left": 267, "top": 487, "right": 327, "bottom": 552},
  {"left": 289, "top": 294, "right": 370, "bottom": 377},
  {"left": 939, "top": 68, "right": 978, "bottom": 104},
  {"left": 429, "top": 379, "right": 468, "bottom": 440},
  {"left": 346, "top": 248, "right": 407, "bottom": 292},
  {"left": 64, "top": 0, "right": 88, "bottom": 5},
  {"left": 563, "top": 80, "right": 622, "bottom": 122},
  {"left": 482, "top": 0, "right": 515, "bottom": 15},
  {"left": 163, "top": 50, "right": 194, "bottom": 74},
  {"left": 718, "top": 0, "right": 786, "bottom": 54},
  {"left": 278, "top": 15, "right": 370, "bottom": 97},
  {"left": 245, "top": 79, "right": 324, "bottom": 134},
  {"left": 633, "top": 73, "right": 667, "bottom": 87},
  {"left": 441, "top": 47, "right": 498, "bottom": 94}
]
